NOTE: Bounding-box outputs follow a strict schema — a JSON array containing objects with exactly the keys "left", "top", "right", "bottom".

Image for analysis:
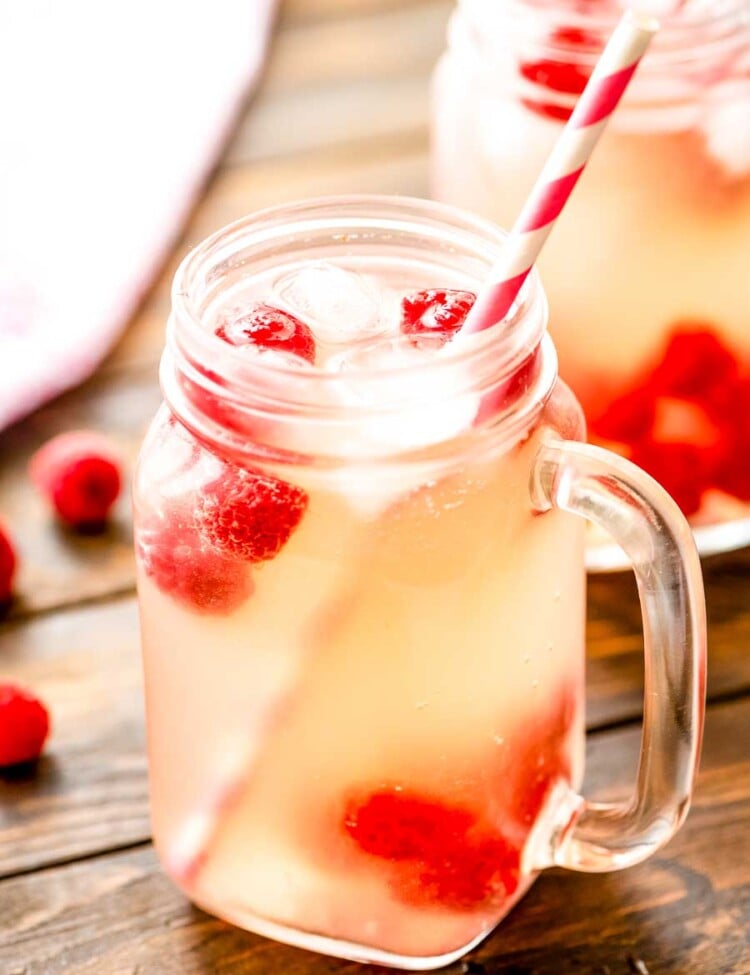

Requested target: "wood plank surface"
[
  {"left": 1, "top": 695, "right": 747, "bottom": 975},
  {"left": 226, "top": 2, "right": 451, "bottom": 164},
  {"left": 0, "top": 598, "right": 147, "bottom": 877},
  {"left": 283, "top": 0, "right": 434, "bottom": 22}
]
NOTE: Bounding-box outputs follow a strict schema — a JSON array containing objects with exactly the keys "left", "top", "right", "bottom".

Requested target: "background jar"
[{"left": 432, "top": 0, "right": 750, "bottom": 545}]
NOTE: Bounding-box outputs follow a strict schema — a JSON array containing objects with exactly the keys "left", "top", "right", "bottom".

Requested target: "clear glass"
[
  {"left": 432, "top": 0, "right": 750, "bottom": 567},
  {"left": 133, "top": 197, "right": 706, "bottom": 969}
]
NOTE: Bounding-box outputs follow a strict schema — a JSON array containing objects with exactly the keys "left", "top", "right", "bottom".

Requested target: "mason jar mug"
[{"left": 133, "top": 197, "right": 706, "bottom": 969}]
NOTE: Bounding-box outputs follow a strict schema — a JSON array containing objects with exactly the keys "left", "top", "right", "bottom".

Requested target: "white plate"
[{"left": 586, "top": 516, "right": 750, "bottom": 573}]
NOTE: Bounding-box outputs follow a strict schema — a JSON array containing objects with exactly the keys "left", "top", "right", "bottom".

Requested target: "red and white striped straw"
[{"left": 461, "top": 9, "right": 658, "bottom": 337}]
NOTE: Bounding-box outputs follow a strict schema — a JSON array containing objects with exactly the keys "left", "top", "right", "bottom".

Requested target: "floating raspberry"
[
  {"left": 0, "top": 522, "right": 17, "bottom": 604},
  {"left": 138, "top": 513, "right": 252, "bottom": 615},
  {"left": 216, "top": 303, "right": 317, "bottom": 364},
  {"left": 30, "top": 431, "right": 122, "bottom": 530},
  {"left": 520, "top": 27, "right": 597, "bottom": 122},
  {"left": 400, "top": 290, "right": 477, "bottom": 348},
  {"left": 343, "top": 788, "right": 519, "bottom": 911},
  {"left": 0, "top": 683, "right": 50, "bottom": 768},
  {"left": 196, "top": 466, "right": 308, "bottom": 563}
]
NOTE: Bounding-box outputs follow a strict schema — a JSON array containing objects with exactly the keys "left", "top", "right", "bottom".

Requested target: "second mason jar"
[{"left": 432, "top": 0, "right": 750, "bottom": 549}]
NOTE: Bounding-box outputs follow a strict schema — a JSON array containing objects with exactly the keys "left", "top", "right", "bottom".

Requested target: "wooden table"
[{"left": 1, "top": 2, "right": 749, "bottom": 972}]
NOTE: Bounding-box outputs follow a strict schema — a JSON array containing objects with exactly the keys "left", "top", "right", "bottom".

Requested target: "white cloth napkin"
[{"left": 0, "top": 0, "right": 277, "bottom": 430}]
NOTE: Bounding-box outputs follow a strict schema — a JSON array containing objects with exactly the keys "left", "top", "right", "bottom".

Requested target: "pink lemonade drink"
[
  {"left": 134, "top": 198, "right": 705, "bottom": 968},
  {"left": 432, "top": 0, "right": 750, "bottom": 544}
]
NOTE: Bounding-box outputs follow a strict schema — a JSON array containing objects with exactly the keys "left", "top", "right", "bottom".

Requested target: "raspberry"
[
  {"left": 591, "top": 385, "right": 657, "bottom": 444},
  {"left": 520, "top": 27, "right": 597, "bottom": 122},
  {"left": 645, "top": 327, "right": 746, "bottom": 509},
  {"left": 343, "top": 788, "right": 519, "bottom": 911},
  {"left": 590, "top": 325, "right": 747, "bottom": 516},
  {"left": 631, "top": 441, "right": 707, "bottom": 516},
  {"left": 196, "top": 466, "right": 308, "bottom": 563},
  {"left": 0, "top": 522, "right": 17, "bottom": 604},
  {"left": 30, "top": 431, "right": 122, "bottom": 530},
  {"left": 138, "top": 514, "right": 252, "bottom": 615},
  {"left": 0, "top": 683, "right": 50, "bottom": 767},
  {"left": 414, "top": 831, "right": 520, "bottom": 911},
  {"left": 651, "top": 396, "right": 722, "bottom": 449},
  {"left": 343, "top": 790, "right": 476, "bottom": 861},
  {"left": 400, "top": 290, "right": 477, "bottom": 348},
  {"left": 714, "top": 379, "right": 750, "bottom": 500},
  {"left": 652, "top": 325, "right": 739, "bottom": 401},
  {"left": 216, "top": 303, "right": 317, "bottom": 364}
]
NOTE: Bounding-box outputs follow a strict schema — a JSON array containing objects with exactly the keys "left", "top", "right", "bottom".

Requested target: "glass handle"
[{"left": 531, "top": 438, "right": 707, "bottom": 872}]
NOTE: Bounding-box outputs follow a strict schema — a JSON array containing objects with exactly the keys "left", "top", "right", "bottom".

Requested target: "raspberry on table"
[
  {"left": 0, "top": 683, "right": 50, "bottom": 768},
  {"left": 216, "top": 303, "right": 317, "bottom": 364},
  {"left": 196, "top": 466, "right": 308, "bottom": 563},
  {"left": 0, "top": 522, "right": 17, "bottom": 604},
  {"left": 30, "top": 431, "right": 122, "bottom": 530},
  {"left": 138, "top": 514, "right": 253, "bottom": 616},
  {"left": 400, "top": 290, "right": 477, "bottom": 347},
  {"left": 343, "top": 788, "right": 519, "bottom": 911}
]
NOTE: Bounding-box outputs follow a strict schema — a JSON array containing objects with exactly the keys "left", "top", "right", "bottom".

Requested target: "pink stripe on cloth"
[
  {"left": 518, "top": 166, "right": 586, "bottom": 233},
  {"left": 573, "top": 61, "right": 640, "bottom": 128},
  {"left": 0, "top": 0, "right": 278, "bottom": 432}
]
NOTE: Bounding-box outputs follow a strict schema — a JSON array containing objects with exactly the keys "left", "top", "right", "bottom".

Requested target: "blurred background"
[{"left": 0, "top": 0, "right": 453, "bottom": 611}]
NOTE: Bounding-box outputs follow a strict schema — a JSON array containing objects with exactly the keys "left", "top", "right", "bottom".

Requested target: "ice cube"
[
  {"left": 142, "top": 411, "right": 220, "bottom": 501},
  {"left": 274, "top": 263, "right": 391, "bottom": 345},
  {"left": 330, "top": 336, "right": 480, "bottom": 456}
]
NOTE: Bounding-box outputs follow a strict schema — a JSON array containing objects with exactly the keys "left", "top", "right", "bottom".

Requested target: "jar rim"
[
  {"left": 457, "top": 0, "right": 750, "bottom": 70},
  {"left": 164, "top": 194, "right": 556, "bottom": 464},
  {"left": 171, "top": 194, "right": 546, "bottom": 381}
]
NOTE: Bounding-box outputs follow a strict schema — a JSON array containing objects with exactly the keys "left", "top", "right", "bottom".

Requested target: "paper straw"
[
  {"left": 165, "top": 584, "right": 357, "bottom": 887},
  {"left": 461, "top": 9, "right": 658, "bottom": 337}
]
